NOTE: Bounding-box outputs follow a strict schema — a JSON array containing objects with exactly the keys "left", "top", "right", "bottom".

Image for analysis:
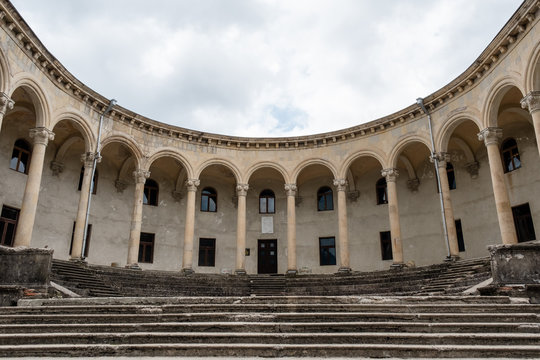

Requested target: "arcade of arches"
[{"left": 1, "top": 0, "right": 540, "bottom": 274}]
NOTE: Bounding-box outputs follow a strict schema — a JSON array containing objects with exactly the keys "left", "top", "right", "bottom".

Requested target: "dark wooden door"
[{"left": 258, "top": 239, "right": 277, "bottom": 274}]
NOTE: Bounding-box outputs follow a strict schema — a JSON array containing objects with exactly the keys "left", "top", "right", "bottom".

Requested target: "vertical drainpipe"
[
  {"left": 416, "top": 98, "right": 451, "bottom": 260},
  {"left": 81, "top": 99, "right": 117, "bottom": 260}
]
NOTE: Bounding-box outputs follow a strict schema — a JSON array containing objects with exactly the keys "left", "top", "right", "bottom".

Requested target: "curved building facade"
[{"left": 0, "top": 0, "right": 540, "bottom": 275}]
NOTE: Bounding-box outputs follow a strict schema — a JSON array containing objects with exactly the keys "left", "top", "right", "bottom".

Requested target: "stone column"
[
  {"left": 285, "top": 183, "right": 297, "bottom": 275},
  {"left": 235, "top": 183, "right": 249, "bottom": 275},
  {"left": 381, "top": 168, "right": 404, "bottom": 266},
  {"left": 182, "top": 179, "right": 199, "bottom": 273},
  {"left": 0, "top": 92, "right": 14, "bottom": 132},
  {"left": 521, "top": 91, "right": 540, "bottom": 159},
  {"left": 333, "top": 178, "right": 350, "bottom": 272},
  {"left": 126, "top": 169, "right": 150, "bottom": 267},
  {"left": 478, "top": 128, "right": 518, "bottom": 245},
  {"left": 13, "top": 128, "right": 55, "bottom": 247},
  {"left": 71, "top": 152, "right": 99, "bottom": 259},
  {"left": 433, "top": 152, "right": 460, "bottom": 259}
]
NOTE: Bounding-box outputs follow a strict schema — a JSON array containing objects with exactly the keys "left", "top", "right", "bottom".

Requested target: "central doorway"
[{"left": 258, "top": 239, "right": 277, "bottom": 274}]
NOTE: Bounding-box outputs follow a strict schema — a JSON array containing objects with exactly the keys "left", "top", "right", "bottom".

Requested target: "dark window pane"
[
  {"left": 319, "top": 237, "right": 336, "bottom": 265},
  {"left": 455, "top": 219, "right": 465, "bottom": 252},
  {"left": 268, "top": 198, "right": 275, "bottom": 213},
  {"left": 209, "top": 198, "right": 217, "bottom": 212},
  {"left": 380, "top": 231, "right": 392, "bottom": 260},
  {"left": 260, "top": 198, "right": 266, "bottom": 213},
  {"left": 512, "top": 203, "right": 536, "bottom": 243}
]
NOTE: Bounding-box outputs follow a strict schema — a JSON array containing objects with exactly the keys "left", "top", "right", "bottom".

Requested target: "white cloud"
[{"left": 11, "top": 0, "right": 520, "bottom": 137}]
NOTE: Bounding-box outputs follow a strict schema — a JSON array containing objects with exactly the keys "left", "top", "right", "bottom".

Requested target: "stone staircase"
[
  {"left": 249, "top": 275, "right": 286, "bottom": 296},
  {"left": 51, "top": 260, "right": 119, "bottom": 297},
  {"left": 1, "top": 295, "right": 539, "bottom": 357}
]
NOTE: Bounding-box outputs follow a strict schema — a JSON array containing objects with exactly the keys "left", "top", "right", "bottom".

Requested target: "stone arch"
[
  {"left": 50, "top": 110, "right": 96, "bottom": 152},
  {"left": 52, "top": 135, "right": 84, "bottom": 164},
  {"left": 482, "top": 75, "right": 526, "bottom": 128},
  {"left": 9, "top": 74, "right": 51, "bottom": 128},
  {"left": 524, "top": 40, "right": 540, "bottom": 93},
  {"left": 388, "top": 135, "right": 432, "bottom": 169},
  {"left": 436, "top": 111, "right": 482, "bottom": 153},
  {"left": 245, "top": 161, "right": 290, "bottom": 184},
  {"left": 146, "top": 148, "right": 194, "bottom": 180},
  {"left": 291, "top": 158, "right": 338, "bottom": 184},
  {"left": 398, "top": 155, "right": 417, "bottom": 180},
  {"left": 0, "top": 47, "right": 11, "bottom": 92},
  {"left": 101, "top": 134, "right": 144, "bottom": 168},
  {"left": 196, "top": 158, "right": 242, "bottom": 183},
  {"left": 339, "top": 149, "right": 386, "bottom": 179}
]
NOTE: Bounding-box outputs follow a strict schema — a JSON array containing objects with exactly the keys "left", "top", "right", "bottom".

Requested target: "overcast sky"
[{"left": 11, "top": 0, "right": 520, "bottom": 137}]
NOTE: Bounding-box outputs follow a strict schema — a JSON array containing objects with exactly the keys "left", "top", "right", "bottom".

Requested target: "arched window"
[
  {"left": 446, "top": 163, "right": 456, "bottom": 190},
  {"left": 376, "top": 177, "right": 388, "bottom": 205},
  {"left": 501, "top": 138, "right": 521, "bottom": 173},
  {"left": 317, "top": 186, "right": 333, "bottom": 211},
  {"left": 259, "top": 189, "right": 275, "bottom": 214},
  {"left": 201, "top": 187, "right": 217, "bottom": 212},
  {"left": 143, "top": 179, "right": 159, "bottom": 206},
  {"left": 78, "top": 167, "right": 98, "bottom": 194},
  {"left": 10, "top": 139, "right": 31, "bottom": 174}
]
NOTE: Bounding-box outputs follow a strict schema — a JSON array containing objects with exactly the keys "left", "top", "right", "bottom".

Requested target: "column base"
[
  {"left": 125, "top": 263, "right": 141, "bottom": 270},
  {"left": 444, "top": 255, "right": 460, "bottom": 262},
  {"left": 337, "top": 267, "right": 351, "bottom": 274},
  {"left": 286, "top": 269, "right": 297, "bottom": 276},
  {"left": 235, "top": 269, "right": 247, "bottom": 275},
  {"left": 181, "top": 268, "right": 194, "bottom": 275},
  {"left": 390, "top": 263, "right": 405, "bottom": 270}
]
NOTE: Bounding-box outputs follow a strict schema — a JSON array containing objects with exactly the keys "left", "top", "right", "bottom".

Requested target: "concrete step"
[{"left": 1, "top": 343, "right": 539, "bottom": 358}]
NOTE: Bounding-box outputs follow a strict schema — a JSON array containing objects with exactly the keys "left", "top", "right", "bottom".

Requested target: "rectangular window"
[
  {"left": 138, "top": 232, "right": 155, "bottom": 263},
  {"left": 0, "top": 206, "right": 19, "bottom": 247},
  {"left": 198, "top": 238, "right": 216, "bottom": 267},
  {"left": 455, "top": 219, "right": 465, "bottom": 252},
  {"left": 512, "top": 203, "right": 536, "bottom": 243},
  {"left": 69, "top": 222, "right": 92, "bottom": 257},
  {"left": 319, "top": 237, "right": 336, "bottom": 266},
  {"left": 380, "top": 231, "right": 393, "bottom": 261}
]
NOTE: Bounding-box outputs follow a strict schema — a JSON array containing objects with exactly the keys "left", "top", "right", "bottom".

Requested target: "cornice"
[{"left": 0, "top": 0, "right": 538, "bottom": 151}]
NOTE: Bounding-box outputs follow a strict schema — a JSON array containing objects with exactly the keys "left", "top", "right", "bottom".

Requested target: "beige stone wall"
[{"left": 0, "top": 0, "right": 539, "bottom": 273}]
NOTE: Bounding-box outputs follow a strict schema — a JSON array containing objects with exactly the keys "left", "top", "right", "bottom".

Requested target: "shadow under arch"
[
  {"left": 291, "top": 158, "right": 338, "bottom": 184},
  {"left": 388, "top": 134, "right": 432, "bottom": 169},
  {"left": 196, "top": 158, "right": 242, "bottom": 183},
  {"left": 9, "top": 75, "right": 52, "bottom": 128},
  {"left": 482, "top": 75, "right": 526, "bottom": 129},
  {"left": 339, "top": 149, "right": 386, "bottom": 179},
  {"left": 101, "top": 134, "right": 144, "bottom": 168},
  {"left": 245, "top": 161, "right": 290, "bottom": 184},
  {"left": 146, "top": 148, "right": 194, "bottom": 180},
  {"left": 436, "top": 111, "right": 482, "bottom": 153},
  {"left": 50, "top": 110, "right": 96, "bottom": 153}
]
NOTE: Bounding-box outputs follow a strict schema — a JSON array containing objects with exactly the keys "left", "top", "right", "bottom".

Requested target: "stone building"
[{"left": 0, "top": 0, "right": 539, "bottom": 276}]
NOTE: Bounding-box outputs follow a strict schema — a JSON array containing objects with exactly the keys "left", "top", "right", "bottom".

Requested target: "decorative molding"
[
  {"left": 347, "top": 190, "right": 360, "bottom": 202},
  {"left": 49, "top": 160, "right": 64, "bottom": 176},
  {"left": 133, "top": 169, "right": 150, "bottom": 184},
  {"left": 521, "top": 91, "right": 540, "bottom": 113},
  {"left": 465, "top": 161, "right": 480, "bottom": 179},
  {"left": 407, "top": 178, "right": 420, "bottom": 192},
  {"left": 333, "top": 178, "right": 347, "bottom": 192},
  {"left": 430, "top": 152, "right": 451, "bottom": 168},
  {"left": 381, "top": 168, "right": 399, "bottom": 183},
  {"left": 284, "top": 183, "right": 297, "bottom": 197},
  {"left": 80, "top": 152, "right": 100, "bottom": 168},
  {"left": 171, "top": 190, "right": 184, "bottom": 202},
  {"left": 236, "top": 183, "right": 249, "bottom": 197},
  {"left": 185, "top": 179, "right": 200, "bottom": 192},
  {"left": 29, "top": 127, "right": 54, "bottom": 146},
  {"left": 0, "top": 92, "right": 14, "bottom": 116},
  {"left": 114, "top": 179, "right": 128, "bottom": 193},
  {"left": 478, "top": 127, "right": 503, "bottom": 146}
]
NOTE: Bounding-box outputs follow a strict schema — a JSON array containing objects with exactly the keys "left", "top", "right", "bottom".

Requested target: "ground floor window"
[
  {"left": 380, "top": 231, "right": 392, "bottom": 261},
  {"left": 0, "top": 205, "right": 19, "bottom": 247},
  {"left": 319, "top": 237, "right": 336, "bottom": 265},
  {"left": 198, "top": 238, "right": 216, "bottom": 266},
  {"left": 455, "top": 219, "right": 465, "bottom": 252},
  {"left": 69, "top": 222, "right": 92, "bottom": 257},
  {"left": 512, "top": 203, "right": 536, "bottom": 243},
  {"left": 138, "top": 232, "right": 155, "bottom": 263}
]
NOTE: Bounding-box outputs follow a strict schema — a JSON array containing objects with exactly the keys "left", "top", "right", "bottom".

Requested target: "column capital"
[
  {"left": 29, "top": 127, "right": 54, "bottom": 146},
  {"left": 185, "top": 178, "right": 200, "bottom": 192},
  {"left": 236, "top": 183, "right": 249, "bottom": 196},
  {"left": 333, "top": 178, "right": 347, "bottom": 192},
  {"left": 80, "top": 152, "right": 101, "bottom": 168},
  {"left": 0, "top": 92, "right": 14, "bottom": 116},
  {"left": 133, "top": 169, "right": 150, "bottom": 184},
  {"left": 478, "top": 127, "right": 502, "bottom": 146},
  {"left": 381, "top": 168, "right": 399, "bottom": 182},
  {"left": 284, "top": 183, "right": 297, "bottom": 196},
  {"left": 521, "top": 91, "right": 540, "bottom": 113},
  {"left": 50, "top": 160, "right": 64, "bottom": 176},
  {"left": 430, "top": 152, "right": 451, "bottom": 168}
]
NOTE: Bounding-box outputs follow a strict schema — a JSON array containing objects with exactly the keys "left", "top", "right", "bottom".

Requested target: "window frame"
[
  {"left": 138, "top": 232, "right": 155, "bottom": 263},
  {"left": 501, "top": 138, "right": 521, "bottom": 173},
  {"left": 318, "top": 236, "right": 336, "bottom": 266},
  {"left": 376, "top": 178, "right": 388, "bottom": 205},
  {"left": 143, "top": 179, "right": 159, "bottom": 206},
  {"left": 259, "top": 189, "right": 275, "bottom": 214},
  {"left": 201, "top": 187, "right": 217, "bottom": 212},
  {"left": 198, "top": 238, "right": 216, "bottom": 267},
  {"left": 0, "top": 205, "right": 20, "bottom": 247},
  {"left": 10, "top": 139, "right": 31, "bottom": 174},
  {"left": 317, "top": 186, "right": 334, "bottom": 211},
  {"left": 512, "top": 203, "right": 536, "bottom": 243}
]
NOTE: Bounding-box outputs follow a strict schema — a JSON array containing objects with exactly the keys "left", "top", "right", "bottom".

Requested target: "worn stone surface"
[
  {"left": 489, "top": 240, "right": 540, "bottom": 285},
  {"left": 0, "top": 246, "right": 52, "bottom": 286}
]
